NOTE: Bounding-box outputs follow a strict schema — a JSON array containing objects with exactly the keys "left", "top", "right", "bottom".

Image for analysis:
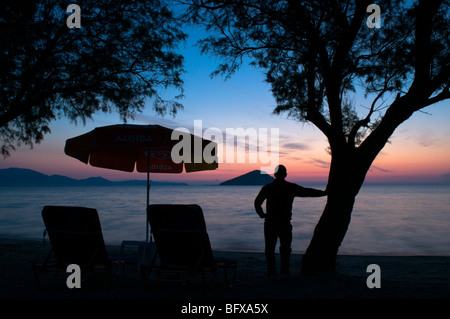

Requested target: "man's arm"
[
  {"left": 295, "top": 184, "right": 327, "bottom": 197},
  {"left": 254, "top": 187, "right": 267, "bottom": 218}
]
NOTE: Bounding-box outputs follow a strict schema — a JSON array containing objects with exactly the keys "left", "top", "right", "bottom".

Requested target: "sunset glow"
[{"left": 1, "top": 33, "right": 449, "bottom": 186}]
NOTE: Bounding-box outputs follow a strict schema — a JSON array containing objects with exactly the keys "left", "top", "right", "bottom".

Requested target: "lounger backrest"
[
  {"left": 42, "top": 205, "right": 109, "bottom": 267},
  {"left": 147, "top": 204, "right": 215, "bottom": 269}
]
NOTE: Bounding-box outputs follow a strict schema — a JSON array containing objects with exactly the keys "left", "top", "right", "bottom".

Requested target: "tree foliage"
[
  {"left": 186, "top": 0, "right": 449, "bottom": 154},
  {"left": 0, "top": 0, "right": 186, "bottom": 156}
]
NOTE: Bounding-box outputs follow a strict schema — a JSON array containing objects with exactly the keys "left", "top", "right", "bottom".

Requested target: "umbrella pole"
[
  {"left": 146, "top": 170, "right": 149, "bottom": 242},
  {"left": 146, "top": 146, "right": 151, "bottom": 243}
]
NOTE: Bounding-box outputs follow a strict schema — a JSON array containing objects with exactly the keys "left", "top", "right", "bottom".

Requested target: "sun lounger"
[
  {"left": 142, "top": 204, "right": 237, "bottom": 288},
  {"left": 32, "top": 205, "right": 115, "bottom": 288}
]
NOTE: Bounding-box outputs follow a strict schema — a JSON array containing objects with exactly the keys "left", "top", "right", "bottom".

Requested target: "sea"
[{"left": 0, "top": 183, "right": 449, "bottom": 256}]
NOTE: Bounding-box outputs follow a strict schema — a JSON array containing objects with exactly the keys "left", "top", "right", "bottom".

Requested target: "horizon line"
[{"left": 1, "top": 166, "right": 449, "bottom": 186}]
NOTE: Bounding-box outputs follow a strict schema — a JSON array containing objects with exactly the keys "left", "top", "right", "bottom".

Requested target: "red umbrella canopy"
[{"left": 64, "top": 124, "right": 218, "bottom": 174}]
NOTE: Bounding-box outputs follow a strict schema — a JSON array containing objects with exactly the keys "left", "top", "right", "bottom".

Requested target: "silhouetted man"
[{"left": 254, "top": 165, "right": 327, "bottom": 277}]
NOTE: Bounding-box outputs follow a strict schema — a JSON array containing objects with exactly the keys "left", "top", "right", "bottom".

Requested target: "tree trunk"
[
  {"left": 301, "top": 190, "right": 356, "bottom": 274},
  {"left": 301, "top": 147, "right": 368, "bottom": 274}
]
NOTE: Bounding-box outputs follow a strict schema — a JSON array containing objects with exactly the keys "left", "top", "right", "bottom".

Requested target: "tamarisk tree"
[
  {"left": 0, "top": 0, "right": 186, "bottom": 156},
  {"left": 186, "top": 0, "right": 450, "bottom": 273}
]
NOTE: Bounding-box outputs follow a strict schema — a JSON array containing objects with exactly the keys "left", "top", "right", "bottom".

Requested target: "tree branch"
[
  {"left": 326, "top": 0, "right": 371, "bottom": 137},
  {"left": 305, "top": 107, "right": 332, "bottom": 139},
  {"left": 421, "top": 82, "right": 450, "bottom": 108},
  {"left": 409, "top": 0, "right": 443, "bottom": 92}
]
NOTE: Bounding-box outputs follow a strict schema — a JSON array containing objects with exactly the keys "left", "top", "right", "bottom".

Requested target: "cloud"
[
  {"left": 417, "top": 138, "right": 437, "bottom": 148},
  {"left": 284, "top": 156, "right": 304, "bottom": 161},
  {"left": 306, "top": 158, "right": 330, "bottom": 169},
  {"left": 282, "top": 142, "right": 311, "bottom": 151},
  {"left": 370, "top": 165, "right": 393, "bottom": 173},
  {"left": 415, "top": 129, "right": 439, "bottom": 148}
]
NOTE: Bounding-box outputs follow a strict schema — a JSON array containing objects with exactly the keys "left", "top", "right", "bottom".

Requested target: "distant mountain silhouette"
[
  {"left": 0, "top": 168, "right": 188, "bottom": 187},
  {"left": 220, "top": 170, "right": 274, "bottom": 186}
]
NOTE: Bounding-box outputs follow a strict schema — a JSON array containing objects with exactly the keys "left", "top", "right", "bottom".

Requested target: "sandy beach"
[{"left": 1, "top": 237, "right": 449, "bottom": 314}]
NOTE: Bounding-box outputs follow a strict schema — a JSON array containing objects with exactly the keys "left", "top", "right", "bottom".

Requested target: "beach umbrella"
[{"left": 64, "top": 124, "right": 218, "bottom": 241}]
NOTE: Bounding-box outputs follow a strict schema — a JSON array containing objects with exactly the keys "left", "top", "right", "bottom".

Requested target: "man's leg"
[
  {"left": 264, "top": 222, "right": 277, "bottom": 276},
  {"left": 279, "top": 222, "right": 293, "bottom": 276}
]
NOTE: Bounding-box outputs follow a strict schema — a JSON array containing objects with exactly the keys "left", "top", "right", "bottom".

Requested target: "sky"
[{"left": 1, "top": 26, "right": 449, "bottom": 185}]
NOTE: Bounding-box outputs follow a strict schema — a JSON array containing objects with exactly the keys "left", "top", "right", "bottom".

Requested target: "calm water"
[{"left": 0, "top": 184, "right": 449, "bottom": 256}]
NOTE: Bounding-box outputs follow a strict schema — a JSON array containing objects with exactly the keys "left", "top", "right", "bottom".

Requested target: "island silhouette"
[
  {"left": 220, "top": 170, "right": 274, "bottom": 186},
  {"left": 0, "top": 168, "right": 188, "bottom": 187}
]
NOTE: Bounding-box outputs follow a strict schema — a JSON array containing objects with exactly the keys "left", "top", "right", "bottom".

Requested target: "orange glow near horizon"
[
  {"left": 2, "top": 133, "right": 449, "bottom": 185},
  {"left": 1, "top": 105, "right": 449, "bottom": 185}
]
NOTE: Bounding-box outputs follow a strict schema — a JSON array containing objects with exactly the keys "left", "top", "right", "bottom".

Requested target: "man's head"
[{"left": 274, "top": 165, "right": 287, "bottom": 180}]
